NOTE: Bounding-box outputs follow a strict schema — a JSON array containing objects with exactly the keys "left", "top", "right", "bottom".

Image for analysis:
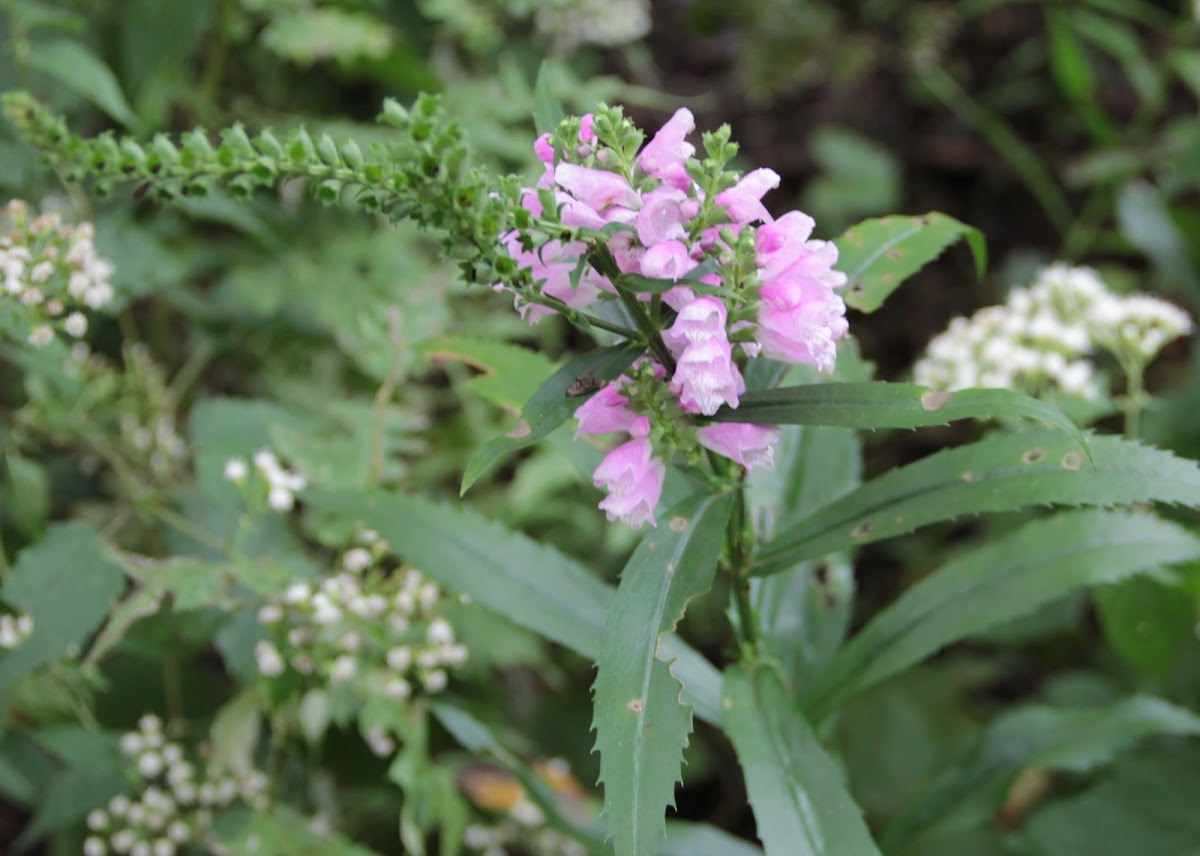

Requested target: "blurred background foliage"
[{"left": 0, "top": 0, "right": 1199, "bottom": 853}]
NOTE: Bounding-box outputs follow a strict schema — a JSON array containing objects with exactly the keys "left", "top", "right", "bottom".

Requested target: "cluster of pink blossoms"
[{"left": 501, "top": 107, "right": 849, "bottom": 528}]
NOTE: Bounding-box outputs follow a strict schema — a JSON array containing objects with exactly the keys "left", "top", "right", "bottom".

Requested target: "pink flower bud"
[
  {"left": 554, "top": 164, "right": 640, "bottom": 213},
  {"left": 580, "top": 114, "right": 596, "bottom": 143},
  {"left": 697, "top": 423, "right": 780, "bottom": 471},
  {"left": 715, "top": 168, "right": 780, "bottom": 224},
  {"left": 593, "top": 417, "right": 665, "bottom": 529},
  {"left": 671, "top": 337, "right": 744, "bottom": 415},
  {"left": 641, "top": 240, "right": 696, "bottom": 281},
  {"left": 574, "top": 382, "right": 637, "bottom": 437},
  {"left": 534, "top": 134, "right": 555, "bottom": 165},
  {"left": 638, "top": 108, "right": 696, "bottom": 178}
]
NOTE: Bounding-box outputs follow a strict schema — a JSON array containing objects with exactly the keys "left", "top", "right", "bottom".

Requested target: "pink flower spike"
[
  {"left": 641, "top": 240, "right": 696, "bottom": 281},
  {"left": 637, "top": 187, "right": 690, "bottom": 247},
  {"left": 554, "top": 163, "right": 640, "bottom": 213},
  {"left": 574, "top": 382, "right": 637, "bottom": 437},
  {"left": 672, "top": 337, "right": 744, "bottom": 416},
  {"left": 755, "top": 276, "right": 848, "bottom": 371},
  {"left": 534, "top": 134, "right": 555, "bottom": 165},
  {"left": 697, "top": 423, "right": 780, "bottom": 471},
  {"left": 664, "top": 295, "right": 728, "bottom": 354},
  {"left": 638, "top": 108, "right": 696, "bottom": 177},
  {"left": 755, "top": 210, "right": 816, "bottom": 279},
  {"left": 593, "top": 420, "right": 665, "bottom": 529},
  {"left": 715, "top": 168, "right": 780, "bottom": 224},
  {"left": 580, "top": 114, "right": 596, "bottom": 143}
]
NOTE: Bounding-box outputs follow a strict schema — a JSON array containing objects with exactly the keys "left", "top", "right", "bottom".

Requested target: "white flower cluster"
[
  {"left": 1, "top": 199, "right": 115, "bottom": 347},
  {"left": 223, "top": 449, "right": 307, "bottom": 512},
  {"left": 914, "top": 264, "right": 1193, "bottom": 399},
  {"left": 254, "top": 532, "right": 468, "bottom": 735},
  {"left": 83, "top": 714, "right": 267, "bottom": 856},
  {"left": 0, "top": 612, "right": 33, "bottom": 649}
]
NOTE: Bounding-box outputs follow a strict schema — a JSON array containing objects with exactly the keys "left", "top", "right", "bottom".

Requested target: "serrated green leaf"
[
  {"left": 803, "top": 510, "right": 1200, "bottom": 719},
  {"left": 461, "top": 342, "right": 642, "bottom": 492},
  {"left": 754, "top": 430, "right": 1200, "bottom": 574},
  {"left": 26, "top": 39, "right": 137, "bottom": 126},
  {"left": 710, "top": 382, "right": 1083, "bottom": 446},
  {"left": 882, "top": 695, "right": 1200, "bottom": 854},
  {"left": 533, "top": 60, "right": 565, "bottom": 136},
  {"left": 0, "top": 524, "right": 126, "bottom": 703},
  {"left": 420, "top": 335, "right": 555, "bottom": 410},
  {"left": 303, "top": 489, "right": 726, "bottom": 727},
  {"left": 835, "top": 213, "right": 986, "bottom": 313},
  {"left": 723, "top": 663, "right": 882, "bottom": 856},
  {"left": 592, "top": 492, "right": 733, "bottom": 856}
]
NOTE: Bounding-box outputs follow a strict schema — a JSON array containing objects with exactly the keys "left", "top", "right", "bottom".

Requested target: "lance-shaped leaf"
[
  {"left": 881, "top": 695, "right": 1200, "bottom": 854},
  {"left": 709, "top": 382, "right": 1083, "bottom": 445},
  {"left": 592, "top": 492, "right": 733, "bottom": 856},
  {"left": 723, "top": 663, "right": 882, "bottom": 856},
  {"left": 753, "top": 430, "right": 1200, "bottom": 575},
  {"left": 803, "top": 510, "right": 1200, "bottom": 720},
  {"left": 461, "top": 342, "right": 642, "bottom": 492},
  {"left": 304, "top": 489, "right": 726, "bottom": 727},
  {"left": 836, "top": 213, "right": 986, "bottom": 313}
]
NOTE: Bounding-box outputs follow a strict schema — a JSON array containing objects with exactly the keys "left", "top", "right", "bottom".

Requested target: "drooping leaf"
[
  {"left": 26, "top": 39, "right": 138, "bottom": 126},
  {"left": 754, "top": 430, "right": 1200, "bottom": 574},
  {"left": 303, "top": 489, "right": 726, "bottom": 727},
  {"left": 723, "top": 663, "right": 882, "bottom": 856},
  {"left": 881, "top": 696, "right": 1200, "bottom": 854},
  {"left": 592, "top": 492, "right": 733, "bottom": 856},
  {"left": 420, "top": 336, "right": 555, "bottom": 411},
  {"left": 1023, "top": 744, "right": 1200, "bottom": 856},
  {"left": 533, "top": 60, "right": 565, "bottom": 135},
  {"left": 835, "top": 213, "right": 986, "bottom": 313},
  {"left": 710, "top": 382, "right": 1083, "bottom": 446},
  {"left": 802, "top": 510, "right": 1200, "bottom": 719},
  {"left": 461, "top": 342, "right": 642, "bottom": 492},
  {"left": 0, "top": 524, "right": 126, "bottom": 706}
]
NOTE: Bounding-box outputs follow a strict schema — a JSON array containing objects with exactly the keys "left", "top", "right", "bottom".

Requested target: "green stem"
[
  {"left": 1122, "top": 360, "right": 1145, "bottom": 439},
  {"left": 368, "top": 306, "right": 404, "bottom": 486},
  {"left": 727, "top": 484, "right": 760, "bottom": 652}
]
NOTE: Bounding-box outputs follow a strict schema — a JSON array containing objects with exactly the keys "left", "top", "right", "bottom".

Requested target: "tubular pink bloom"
[
  {"left": 593, "top": 418, "right": 665, "bottom": 529},
  {"left": 608, "top": 230, "right": 644, "bottom": 275},
  {"left": 637, "top": 187, "right": 690, "bottom": 246},
  {"left": 755, "top": 276, "right": 848, "bottom": 371},
  {"left": 554, "top": 163, "right": 640, "bottom": 212},
  {"left": 641, "top": 240, "right": 696, "bottom": 281},
  {"left": 662, "top": 285, "right": 695, "bottom": 312},
  {"left": 534, "top": 133, "right": 554, "bottom": 164},
  {"left": 574, "top": 381, "right": 636, "bottom": 437},
  {"left": 509, "top": 239, "right": 607, "bottom": 323},
  {"left": 672, "top": 337, "right": 745, "bottom": 415},
  {"left": 697, "top": 423, "right": 780, "bottom": 471},
  {"left": 663, "top": 295, "right": 728, "bottom": 354},
  {"left": 580, "top": 114, "right": 596, "bottom": 143},
  {"left": 557, "top": 192, "right": 607, "bottom": 230},
  {"left": 755, "top": 210, "right": 816, "bottom": 280},
  {"left": 715, "top": 168, "right": 780, "bottom": 224},
  {"left": 638, "top": 108, "right": 696, "bottom": 178}
]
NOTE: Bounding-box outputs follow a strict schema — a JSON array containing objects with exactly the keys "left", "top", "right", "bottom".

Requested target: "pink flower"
[
  {"left": 534, "top": 133, "right": 554, "bottom": 165},
  {"left": 697, "top": 423, "right": 780, "bottom": 471},
  {"left": 664, "top": 295, "right": 728, "bottom": 354},
  {"left": 574, "top": 381, "right": 637, "bottom": 437},
  {"left": 641, "top": 240, "right": 696, "bottom": 281},
  {"left": 755, "top": 211, "right": 817, "bottom": 280},
  {"left": 509, "top": 238, "right": 608, "bottom": 323},
  {"left": 579, "top": 114, "right": 596, "bottom": 143},
  {"left": 638, "top": 108, "right": 696, "bottom": 178},
  {"left": 672, "top": 337, "right": 744, "bottom": 415},
  {"left": 755, "top": 275, "right": 848, "bottom": 371},
  {"left": 715, "top": 168, "right": 780, "bottom": 224},
  {"left": 593, "top": 418, "right": 665, "bottom": 529},
  {"left": 662, "top": 286, "right": 695, "bottom": 312},
  {"left": 554, "top": 164, "right": 640, "bottom": 213},
  {"left": 637, "top": 188, "right": 690, "bottom": 246}
]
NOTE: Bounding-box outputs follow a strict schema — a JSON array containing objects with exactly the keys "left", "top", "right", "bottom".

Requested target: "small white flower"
[
  {"left": 29, "top": 260, "right": 53, "bottom": 282},
  {"left": 362, "top": 727, "right": 395, "bottom": 758},
  {"left": 426, "top": 618, "right": 455, "bottom": 646},
  {"left": 418, "top": 582, "right": 440, "bottom": 612},
  {"left": 120, "top": 733, "right": 143, "bottom": 756},
  {"left": 386, "top": 646, "right": 412, "bottom": 672},
  {"left": 267, "top": 486, "right": 295, "bottom": 512},
  {"left": 112, "top": 829, "right": 136, "bottom": 853},
  {"left": 257, "top": 604, "right": 283, "bottom": 624},
  {"left": 87, "top": 809, "right": 109, "bottom": 830},
  {"left": 138, "top": 751, "right": 164, "bottom": 778},
  {"left": 330, "top": 655, "right": 357, "bottom": 683},
  {"left": 417, "top": 649, "right": 440, "bottom": 670},
  {"left": 223, "top": 458, "right": 248, "bottom": 484},
  {"left": 109, "top": 795, "right": 131, "bottom": 816},
  {"left": 84, "top": 836, "right": 108, "bottom": 856},
  {"left": 27, "top": 325, "right": 54, "bottom": 346},
  {"left": 423, "top": 669, "right": 448, "bottom": 693},
  {"left": 152, "top": 840, "right": 175, "bottom": 856},
  {"left": 131, "top": 841, "right": 151, "bottom": 856},
  {"left": 342, "top": 548, "right": 373, "bottom": 572},
  {"left": 283, "top": 583, "right": 311, "bottom": 604},
  {"left": 384, "top": 678, "right": 412, "bottom": 700},
  {"left": 64, "top": 311, "right": 87, "bottom": 337},
  {"left": 166, "top": 820, "right": 190, "bottom": 843},
  {"left": 255, "top": 641, "right": 285, "bottom": 677}
]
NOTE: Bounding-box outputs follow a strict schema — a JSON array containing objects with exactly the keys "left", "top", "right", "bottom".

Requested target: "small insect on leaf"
[{"left": 566, "top": 368, "right": 606, "bottom": 397}]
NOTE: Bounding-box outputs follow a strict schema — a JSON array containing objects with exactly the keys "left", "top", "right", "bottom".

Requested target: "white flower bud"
[
  {"left": 223, "top": 459, "right": 248, "bottom": 484},
  {"left": 386, "top": 646, "right": 412, "bottom": 672}
]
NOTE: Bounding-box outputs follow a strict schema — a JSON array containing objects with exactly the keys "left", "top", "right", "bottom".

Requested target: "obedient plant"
[{"left": 3, "top": 79, "right": 1200, "bottom": 856}]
